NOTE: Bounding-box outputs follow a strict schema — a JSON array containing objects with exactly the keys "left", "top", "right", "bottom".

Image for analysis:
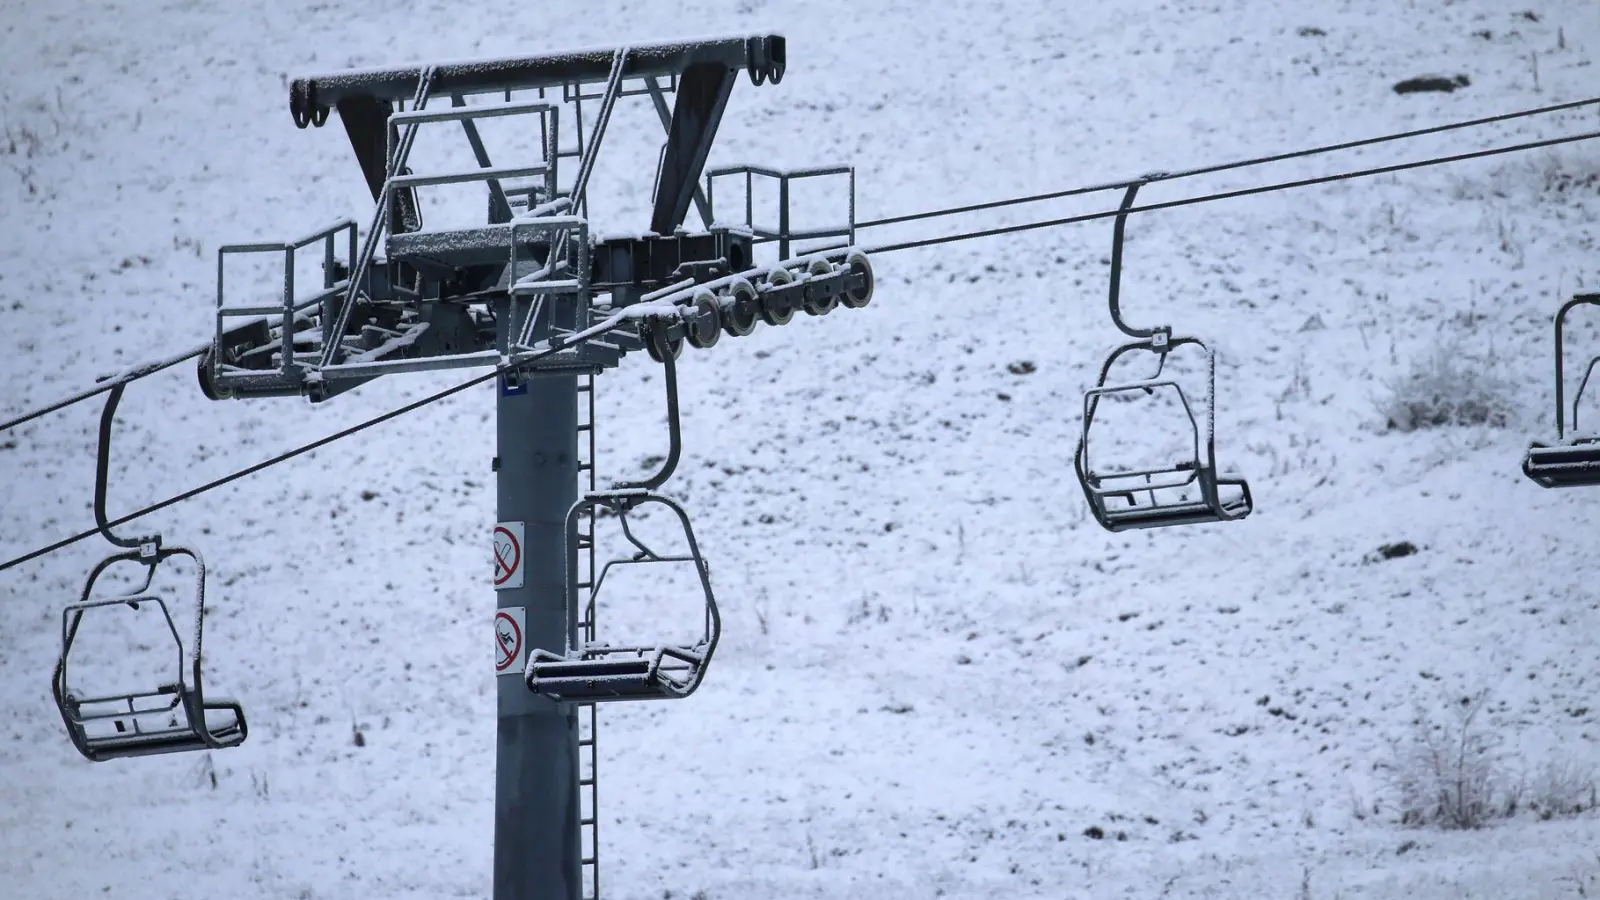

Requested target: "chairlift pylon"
[
  {"left": 1073, "top": 182, "right": 1254, "bottom": 531},
  {"left": 1524, "top": 292, "right": 1600, "bottom": 487},
  {"left": 52, "top": 383, "right": 247, "bottom": 761}
]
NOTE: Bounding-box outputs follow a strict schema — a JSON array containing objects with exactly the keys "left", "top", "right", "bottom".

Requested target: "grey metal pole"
[{"left": 494, "top": 296, "right": 581, "bottom": 900}]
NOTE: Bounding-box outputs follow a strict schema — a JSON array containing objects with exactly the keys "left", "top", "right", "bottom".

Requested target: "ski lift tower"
[{"left": 196, "top": 35, "right": 873, "bottom": 900}]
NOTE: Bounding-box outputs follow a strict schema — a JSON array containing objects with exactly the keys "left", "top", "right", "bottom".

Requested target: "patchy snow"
[{"left": 4, "top": 1, "right": 1600, "bottom": 899}]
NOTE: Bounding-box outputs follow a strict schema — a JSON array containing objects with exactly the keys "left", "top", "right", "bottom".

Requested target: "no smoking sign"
[
  {"left": 494, "top": 607, "right": 526, "bottom": 677},
  {"left": 493, "top": 521, "right": 524, "bottom": 590}
]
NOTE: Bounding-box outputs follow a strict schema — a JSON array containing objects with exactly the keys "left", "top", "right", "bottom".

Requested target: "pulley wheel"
[
  {"left": 841, "top": 250, "right": 875, "bottom": 309},
  {"left": 642, "top": 321, "right": 684, "bottom": 363},
  {"left": 802, "top": 259, "right": 838, "bottom": 316},
  {"left": 759, "top": 266, "right": 795, "bottom": 327},
  {"left": 721, "top": 278, "right": 760, "bottom": 337},
  {"left": 196, "top": 348, "right": 231, "bottom": 401},
  {"left": 686, "top": 291, "right": 722, "bottom": 350}
]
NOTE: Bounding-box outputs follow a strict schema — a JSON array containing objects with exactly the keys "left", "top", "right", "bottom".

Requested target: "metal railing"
[
  {"left": 214, "top": 220, "right": 357, "bottom": 388},
  {"left": 509, "top": 214, "right": 591, "bottom": 354},
  {"left": 705, "top": 164, "right": 855, "bottom": 260}
]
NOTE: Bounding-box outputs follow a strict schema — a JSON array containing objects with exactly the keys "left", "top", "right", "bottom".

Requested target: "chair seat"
[
  {"left": 1524, "top": 441, "right": 1600, "bottom": 488},
  {"left": 1085, "top": 468, "right": 1253, "bottom": 532},
  {"left": 72, "top": 700, "right": 246, "bottom": 762},
  {"left": 1100, "top": 495, "right": 1251, "bottom": 531},
  {"left": 527, "top": 649, "right": 703, "bottom": 702}
]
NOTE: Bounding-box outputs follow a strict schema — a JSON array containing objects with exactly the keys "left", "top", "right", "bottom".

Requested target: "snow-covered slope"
[{"left": 4, "top": 1, "right": 1600, "bottom": 897}]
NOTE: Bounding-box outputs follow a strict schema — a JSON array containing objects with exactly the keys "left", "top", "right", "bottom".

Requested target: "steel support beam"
[
  {"left": 649, "top": 63, "right": 736, "bottom": 236},
  {"left": 292, "top": 35, "right": 783, "bottom": 123},
  {"left": 494, "top": 296, "right": 582, "bottom": 900},
  {"left": 335, "top": 95, "right": 420, "bottom": 232}
]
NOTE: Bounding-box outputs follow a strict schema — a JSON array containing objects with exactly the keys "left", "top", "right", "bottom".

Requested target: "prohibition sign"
[
  {"left": 493, "top": 523, "right": 523, "bottom": 589},
  {"left": 494, "top": 610, "right": 524, "bottom": 674}
]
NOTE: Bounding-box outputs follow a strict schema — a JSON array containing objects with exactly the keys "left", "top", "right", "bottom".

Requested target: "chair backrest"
[
  {"left": 1550, "top": 294, "right": 1600, "bottom": 441},
  {"left": 562, "top": 490, "right": 720, "bottom": 665}
]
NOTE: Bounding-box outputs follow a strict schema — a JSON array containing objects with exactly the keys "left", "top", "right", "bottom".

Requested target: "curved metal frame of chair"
[
  {"left": 1074, "top": 337, "right": 1252, "bottom": 532},
  {"left": 93, "top": 382, "right": 163, "bottom": 555},
  {"left": 616, "top": 325, "right": 682, "bottom": 491},
  {"left": 1073, "top": 181, "right": 1251, "bottom": 530},
  {"left": 1104, "top": 182, "right": 1164, "bottom": 344},
  {"left": 53, "top": 546, "right": 248, "bottom": 761},
  {"left": 524, "top": 489, "right": 721, "bottom": 702},
  {"left": 1524, "top": 293, "right": 1600, "bottom": 488}
]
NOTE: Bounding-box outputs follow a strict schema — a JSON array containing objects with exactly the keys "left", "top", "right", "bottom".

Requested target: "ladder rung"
[
  {"left": 582, "top": 857, "right": 596, "bottom": 866},
  {"left": 581, "top": 817, "right": 595, "bottom": 826},
  {"left": 580, "top": 778, "right": 594, "bottom": 787},
  {"left": 576, "top": 384, "right": 593, "bottom": 393}
]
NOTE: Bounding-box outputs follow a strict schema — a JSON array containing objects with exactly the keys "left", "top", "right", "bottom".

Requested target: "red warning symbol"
[
  {"left": 493, "top": 523, "right": 523, "bottom": 588},
  {"left": 494, "top": 610, "right": 524, "bottom": 674}
]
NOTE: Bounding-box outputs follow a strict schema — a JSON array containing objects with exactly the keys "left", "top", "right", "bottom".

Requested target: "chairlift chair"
[
  {"left": 1073, "top": 180, "right": 1253, "bottom": 531},
  {"left": 525, "top": 321, "right": 719, "bottom": 701},
  {"left": 1075, "top": 336, "right": 1253, "bottom": 531},
  {"left": 53, "top": 381, "right": 247, "bottom": 761},
  {"left": 53, "top": 547, "right": 247, "bottom": 761},
  {"left": 1524, "top": 293, "right": 1600, "bottom": 488},
  {"left": 524, "top": 489, "right": 720, "bottom": 702}
]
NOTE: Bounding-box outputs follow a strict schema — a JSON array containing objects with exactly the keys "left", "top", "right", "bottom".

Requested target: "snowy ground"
[{"left": 4, "top": 1, "right": 1600, "bottom": 897}]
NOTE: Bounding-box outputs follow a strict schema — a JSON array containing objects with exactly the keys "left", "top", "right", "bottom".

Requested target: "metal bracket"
[
  {"left": 613, "top": 325, "right": 682, "bottom": 491},
  {"left": 93, "top": 383, "right": 161, "bottom": 554},
  {"left": 1106, "top": 180, "right": 1171, "bottom": 346}
]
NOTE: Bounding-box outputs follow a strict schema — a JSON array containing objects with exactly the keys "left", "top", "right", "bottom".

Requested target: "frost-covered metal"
[
  {"left": 204, "top": 38, "right": 870, "bottom": 404},
  {"left": 526, "top": 489, "right": 721, "bottom": 703},
  {"left": 288, "top": 35, "right": 787, "bottom": 126},
  {"left": 525, "top": 332, "right": 719, "bottom": 703},
  {"left": 1074, "top": 182, "right": 1254, "bottom": 531},
  {"left": 185, "top": 33, "right": 875, "bottom": 900},
  {"left": 52, "top": 385, "right": 246, "bottom": 761},
  {"left": 53, "top": 546, "right": 247, "bottom": 761},
  {"left": 1523, "top": 292, "right": 1600, "bottom": 488}
]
